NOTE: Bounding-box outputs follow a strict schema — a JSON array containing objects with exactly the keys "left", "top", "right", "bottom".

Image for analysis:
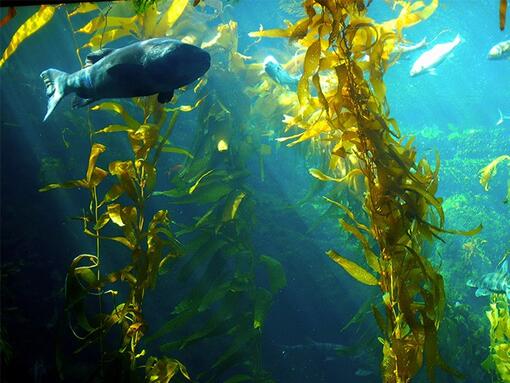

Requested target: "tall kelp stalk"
[
  {"left": 149, "top": 21, "right": 285, "bottom": 383},
  {"left": 250, "top": 0, "right": 480, "bottom": 381},
  {"left": 36, "top": 1, "right": 219, "bottom": 381}
]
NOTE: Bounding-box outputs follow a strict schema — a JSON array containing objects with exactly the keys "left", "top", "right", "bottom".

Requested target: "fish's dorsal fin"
[{"left": 85, "top": 48, "right": 115, "bottom": 67}]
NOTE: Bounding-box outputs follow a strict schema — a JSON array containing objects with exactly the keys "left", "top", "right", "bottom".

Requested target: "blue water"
[{"left": 1, "top": 1, "right": 510, "bottom": 382}]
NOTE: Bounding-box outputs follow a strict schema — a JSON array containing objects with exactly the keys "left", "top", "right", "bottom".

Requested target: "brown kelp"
[{"left": 250, "top": 0, "right": 480, "bottom": 381}]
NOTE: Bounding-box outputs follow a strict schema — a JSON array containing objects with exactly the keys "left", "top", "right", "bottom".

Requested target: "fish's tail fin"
[
  {"left": 40, "top": 68, "right": 68, "bottom": 121},
  {"left": 453, "top": 33, "right": 463, "bottom": 46}
]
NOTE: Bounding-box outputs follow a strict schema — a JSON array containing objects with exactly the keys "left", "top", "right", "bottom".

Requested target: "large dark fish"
[
  {"left": 40, "top": 38, "right": 211, "bottom": 121},
  {"left": 467, "top": 260, "right": 510, "bottom": 299},
  {"left": 263, "top": 55, "right": 299, "bottom": 89}
]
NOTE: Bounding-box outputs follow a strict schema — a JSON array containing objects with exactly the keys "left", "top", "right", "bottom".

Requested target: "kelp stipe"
[{"left": 250, "top": 1, "right": 481, "bottom": 381}]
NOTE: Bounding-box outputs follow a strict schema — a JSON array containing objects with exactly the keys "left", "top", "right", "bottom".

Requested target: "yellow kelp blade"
[
  {"left": 86, "top": 143, "right": 107, "bottom": 184},
  {"left": 152, "top": 0, "right": 189, "bottom": 37},
  {"left": 479, "top": 155, "right": 510, "bottom": 191},
  {"left": 0, "top": 5, "right": 56, "bottom": 68},
  {"left": 68, "top": 2, "right": 98, "bottom": 17},
  {"left": 327, "top": 250, "right": 378, "bottom": 286},
  {"left": 309, "top": 168, "right": 363, "bottom": 183}
]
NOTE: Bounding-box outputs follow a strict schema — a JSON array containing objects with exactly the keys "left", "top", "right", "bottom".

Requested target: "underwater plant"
[
  {"left": 29, "top": 1, "right": 282, "bottom": 381},
  {"left": 250, "top": 0, "right": 481, "bottom": 381},
  {"left": 483, "top": 294, "right": 510, "bottom": 382},
  {"left": 150, "top": 20, "right": 285, "bottom": 383}
]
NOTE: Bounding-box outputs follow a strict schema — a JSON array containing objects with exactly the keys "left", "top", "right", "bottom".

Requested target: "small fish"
[
  {"left": 488, "top": 40, "right": 510, "bottom": 60},
  {"left": 394, "top": 37, "right": 427, "bottom": 56},
  {"left": 263, "top": 55, "right": 299, "bottom": 88},
  {"left": 410, "top": 34, "right": 462, "bottom": 77},
  {"left": 355, "top": 368, "right": 374, "bottom": 377},
  {"left": 279, "top": 338, "right": 352, "bottom": 361},
  {"left": 166, "top": 163, "right": 184, "bottom": 177},
  {"left": 467, "top": 260, "right": 510, "bottom": 299},
  {"left": 496, "top": 109, "right": 510, "bottom": 126},
  {"left": 40, "top": 38, "right": 211, "bottom": 121}
]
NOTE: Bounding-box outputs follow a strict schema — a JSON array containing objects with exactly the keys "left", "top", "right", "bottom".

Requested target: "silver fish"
[
  {"left": 496, "top": 109, "right": 510, "bottom": 126},
  {"left": 467, "top": 260, "right": 510, "bottom": 299},
  {"left": 280, "top": 338, "right": 352, "bottom": 361},
  {"left": 410, "top": 34, "right": 462, "bottom": 77},
  {"left": 488, "top": 40, "right": 510, "bottom": 60}
]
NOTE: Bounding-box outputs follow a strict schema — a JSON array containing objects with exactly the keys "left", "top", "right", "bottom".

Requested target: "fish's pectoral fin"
[
  {"left": 158, "top": 90, "right": 174, "bottom": 103},
  {"left": 72, "top": 96, "right": 96, "bottom": 109},
  {"left": 427, "top": 68, "right": 437, "bottom": 75},
  {"left": 107, "top": 63, "right": 145, "bottom": 79},
  {"left": 85, "top": 48, "right": 115, "bottom": 67}
]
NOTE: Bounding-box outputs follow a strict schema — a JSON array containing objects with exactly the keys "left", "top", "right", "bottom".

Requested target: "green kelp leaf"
[
  {"left": 259, "top": 255, "right": 286, "bottom": 294},
  {"left": 95, "top": 124, "right": 134, "bottom": 134},
  {"left": 339, "top": 219, "right": 380, "bottom": 273},
  {"left": 161, "top": 145, "right": 194, "bottom": 158},
  {"left": 189, "top": 169, "right": 215, "bottom": 194},
  {"left": 372, "top": 304, "right": 389, "bottom": 336},
  {"left": 146, "top": 310, "right": 195, "bottom": 343},
  {"left": 161, "top": 313, "right": 233, "bottom": 352},
  {"left": 0, "top": 5, "right": 56, "bottom": 68},
  {"left": 323, "top": 197, "right": 370, "bottom": 233},
  {"left": 431, "top": 223, "right": 483, "bottom": 237},
  {"left": 222, "top": 191, "right": 246, "bottom": 222},
  {"left": 326, "top": 250, "right": 378, "bottom": 286},
  {"left": 341, "top": 293, "right": 375, "bottom": 332},
  {"left": 39, "top": 179, "right": 87, "bottom": 192},
  {"left": 194, "top": 205, "right": 218, "bottom": 228},
  {"left": 178, "top": 239, "right": 227, "bottom": 282},
  {"left": 253, "top": 288, "right": 273, "bottom": 329},
  {"left": 156, "top": 183, "right": 232, "bottom": 205},
  {"left": 403, "top": 184, "right": 445, "bottom": 227}
]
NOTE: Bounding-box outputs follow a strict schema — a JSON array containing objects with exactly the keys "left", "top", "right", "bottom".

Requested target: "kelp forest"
[{"left": 0, "top": 1, "right": 509, "bottom": 383}]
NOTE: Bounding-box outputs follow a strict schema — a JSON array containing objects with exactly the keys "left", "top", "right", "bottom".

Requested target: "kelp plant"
[
  {"left": 149, "top": 20, "right": 285, "bottom": 383},
  {"left": 250, "top": 0, "right": 480, "bottom": 381},
  {"left": 36, "top": 1, "right": 213, "bottom": 381},
  {"left": 36, "top": 1, "right": 284, "bottom": 381}
]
